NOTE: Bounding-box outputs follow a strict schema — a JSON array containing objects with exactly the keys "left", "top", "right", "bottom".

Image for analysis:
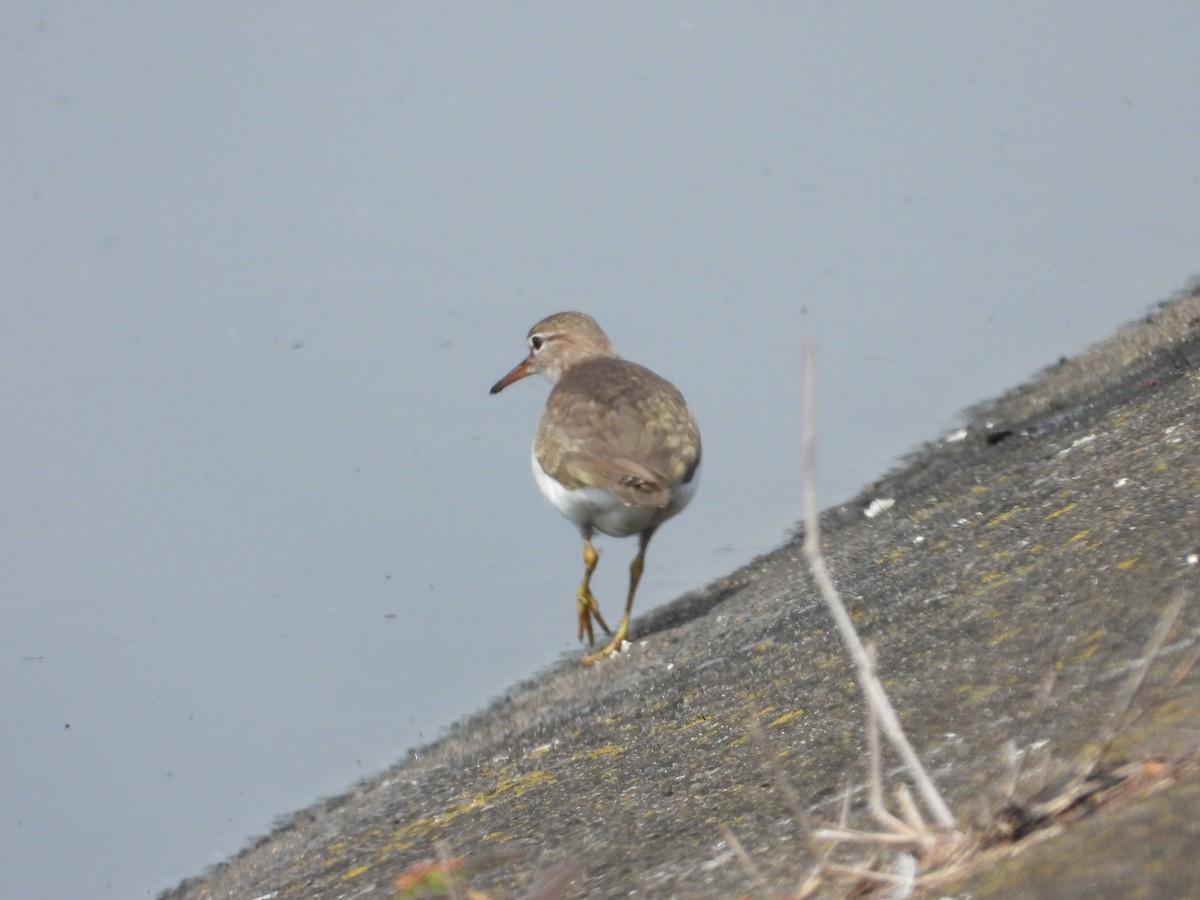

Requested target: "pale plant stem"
[
  {"left": 802, "top": 337, "right": 957, "bottom": 830},
  {"left": 865, "top": 642, "right": 887, "bottom": 824},
  {"left": 1077, "top": 587, "right": 1186, "bottom": 779},
  {"left": 719, "top": 825, "right": 773, "bottom": 897}
]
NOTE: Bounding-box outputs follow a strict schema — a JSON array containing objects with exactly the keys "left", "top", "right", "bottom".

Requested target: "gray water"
[{"left": 3, "top": 4, "right": 1199, "bottom": 897}]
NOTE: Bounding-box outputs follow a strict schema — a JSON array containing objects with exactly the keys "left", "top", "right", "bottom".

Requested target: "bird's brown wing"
[{"left": 535, "top": 358, "right": 701, "bottom": 509}]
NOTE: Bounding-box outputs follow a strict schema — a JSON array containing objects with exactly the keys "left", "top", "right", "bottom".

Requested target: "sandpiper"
[{"left": 490, "top": 311, "right": 701, "bottom": 663}]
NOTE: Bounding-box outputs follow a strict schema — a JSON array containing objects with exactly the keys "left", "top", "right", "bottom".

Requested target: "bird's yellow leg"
[
  {"left": 582, "top": 530, "right": 652, "bottom": 665},
  {"left": 576, "top": 539, "right": 611, "bottom": 644}
]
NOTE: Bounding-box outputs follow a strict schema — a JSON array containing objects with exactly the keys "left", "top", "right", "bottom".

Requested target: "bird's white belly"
[{"left": 531, "top": 447, "right": 699, "bottom": 538}]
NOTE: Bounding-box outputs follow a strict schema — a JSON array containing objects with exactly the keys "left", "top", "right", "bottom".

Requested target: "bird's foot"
[
  {"left": 580, "top": 620, "right": 630, "bottom": 665},
  {"left": 576, "top": 586, "right": 612, "bottom": 645}
]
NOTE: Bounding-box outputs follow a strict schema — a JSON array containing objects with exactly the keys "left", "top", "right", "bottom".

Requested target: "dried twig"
[
  {"left": 1032, "top": 668, "right": 1057, "bottom": 726},
  {"left": 801, "top": 338, "right": 956, "bottom": 829},
  {"left": 1078, "top": 587, "right": 1186, "bottom": 778},
  {"left": 865, "top": 643, "right": 886, "bottom": 823},
  {"left": 999, "top": 739, "right": 1020, "bottom": 803},
  {"left": 1161, "top": 629, "right": 1200, "bottom": 694},
  {"left": 720, "top": 825, "right": 774, "bottom": 898}
]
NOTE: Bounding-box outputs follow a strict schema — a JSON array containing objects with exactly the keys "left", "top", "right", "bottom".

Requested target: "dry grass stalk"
[
  {"left": 720, "top": 340, "right": 1195, "bottom": 898},
  {"left": 1162, "top": 639, "right": 1200, "bottom": 694},
  {"left": 1080, "top": 587, "right": 1186, "bottom": 776},
  {"left": 801, "top": 338, "right": 956, "bottom": 830},
  {"left": 722, "top": 825, "right": 776, "bottom": 898}
]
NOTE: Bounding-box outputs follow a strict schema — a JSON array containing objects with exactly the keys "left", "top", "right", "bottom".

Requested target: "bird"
[{"left": 490, "top": 311, "right": 701, "bottom": 663}]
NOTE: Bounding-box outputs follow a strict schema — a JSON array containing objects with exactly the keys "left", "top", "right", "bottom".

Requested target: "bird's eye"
[{"left": 530, "top": 335, "right": 545, "bottom": 351}]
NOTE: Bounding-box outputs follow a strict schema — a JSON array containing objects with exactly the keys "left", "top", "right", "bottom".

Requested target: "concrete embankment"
[{"left": 167, "top": 286, "right": 1200, "bottom": 899}]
